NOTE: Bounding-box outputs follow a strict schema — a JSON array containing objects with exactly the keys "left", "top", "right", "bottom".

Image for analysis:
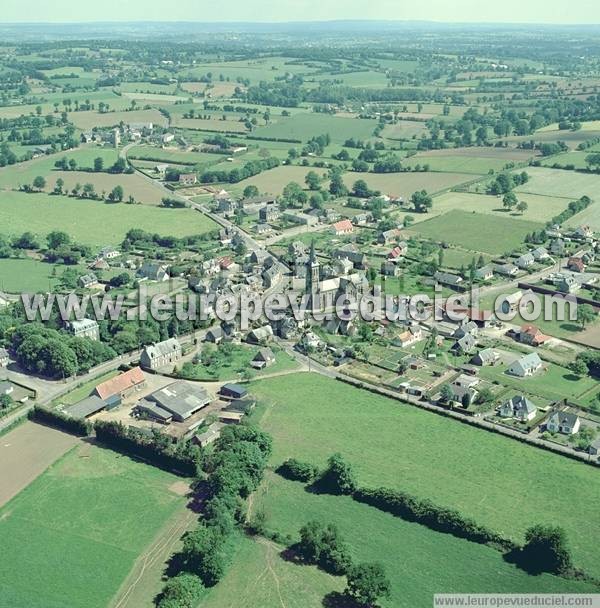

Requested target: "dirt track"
[{"left": 0, "top": 422, "right": 79, "bottom": 507}]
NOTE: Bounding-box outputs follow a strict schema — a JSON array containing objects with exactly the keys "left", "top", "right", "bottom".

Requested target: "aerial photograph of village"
[{"left": 1, "top": 1, "right": 600, "bottom": 607}]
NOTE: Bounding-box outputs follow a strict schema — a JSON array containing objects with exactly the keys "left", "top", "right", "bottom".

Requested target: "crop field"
[
  {"left": 0, "top": 443, "right": 188, "bottom": 608},
  {"left": 231, "top": 165, "right": 328, "bottom": 196},
  {"left": 408, "top": 209, "right": 544, "bottom": 253},
  {"left": 0, "top": 191, "right": 217, "bottom": 246},
  {"left": 252, "top": 112, "right": 379, "bottom": 144},
  {"left": 342, "top": 171, "right": 475, "bottom": 197},
  {"left": 248, "top": 373, "right": 600, "bottom": 579},
  {"left": 68, "top": 109, "right": 168, "bottom": 130},
  {"left": 432, "top": 191, "right": 569, "bottom": 223},
  {"left": 515, "top": 166, "right": 600, "bottom": 200}
]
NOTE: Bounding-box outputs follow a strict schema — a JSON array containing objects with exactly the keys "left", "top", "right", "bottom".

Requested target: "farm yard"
[
  {"left": 0, "top": 191, "right": 217, "bottom": 246},
  {"left": 248, "top": 373, "right": 600, "bottom": 580},
  {"left": 0, "top": 442, "right": 189, "bottom": 608}
]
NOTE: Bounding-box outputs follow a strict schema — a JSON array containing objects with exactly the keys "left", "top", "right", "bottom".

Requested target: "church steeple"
[{"left": 306, "top": 239, "right": 320, "bottom": 297}]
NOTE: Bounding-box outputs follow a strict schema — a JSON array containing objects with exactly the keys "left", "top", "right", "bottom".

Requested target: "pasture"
[
  {"left": 515, "top": 166, "right": 600, "bottom": 200},
  {"left": 249, "top": 373, "right": 600, "bottom": 579},
  {"left": 408, "top": 209, "right": 544, "bottom": 254},
  {"left": 0, "top": 443, "right": 188, "bottom": 608},
  {"left": 0, "top": 258, "right": 65, "bottom": 293},
  {"left": 342, "top": 171, "right": 475, "bottom": 197},
  {"left": 0, "top": 191, "right": 217, "bottom": 246},
  {"left": 380, "top": 120, "right": 429, "bottom": 140},
  {"left": 231, "top": 165, "right": 328, "bottom": 196},
  {"left": 68, "top": 109, "right": 168, "bottom": 130},
  {"left": 241, "top": 474, "right": 597, "bottom": 608},
  {"left": 252, "top": 112, "right": 379, "bottom": 144},
  {"left": 564, "top": 201, "right": 600, "bottom": 231}
]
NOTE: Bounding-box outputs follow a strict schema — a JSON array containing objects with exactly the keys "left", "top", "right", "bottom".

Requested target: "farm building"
[
  {"left": 95, "top": 367, "right": 146, "bottom": 402},
  {"left": 251, "top": 347, "right": 275, "bottom": 369},
  {"left": 219, "top": 383, "right": 248, "bottom": 400},
  {"left": 147, "top": 380, "right": 210, "bottom": 422}
]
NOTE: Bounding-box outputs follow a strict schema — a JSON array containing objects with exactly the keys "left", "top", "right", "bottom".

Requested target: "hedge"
[{"left": 29, "top": 406, "right": 93, "bottom": 436}]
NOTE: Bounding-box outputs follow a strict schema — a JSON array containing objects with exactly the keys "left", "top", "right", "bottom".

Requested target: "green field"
[
  {"left": 0, "top": 258, "right": 70, "bottom": 293},
  {"left": 0, "top": 191, "right": 216, "bottom": 246},
  {"left": 565, "top": 200, "right": 600, "bottom": 231},
  {"left": 247, "top": 374, "right": 600, "bottom": 579},
  {"left": 0, "top": 443, "right": 188, "bottom": 608},
  {"left": 408, "top": 209, "right": 544, "bottom": 254},
  {"left": 515, "top": 166, "right": 600, "bottom": 200},
  {"left": 231, "top": 165, "right": 328, "bottom": 196},
  {"left": 68, "top": 109, "right": 168, "bottom": 130}
]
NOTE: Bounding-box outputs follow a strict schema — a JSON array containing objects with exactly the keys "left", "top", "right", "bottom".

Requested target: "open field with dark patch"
[
  {"left": 0, "top": 442, "right": 188, "bottom": 608},
  {"left": 248, "top": 373, "right": 600, "bottom": 579}
]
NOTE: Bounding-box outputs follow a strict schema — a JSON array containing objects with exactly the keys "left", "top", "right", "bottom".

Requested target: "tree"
[
  {"left": 242, "top": 185, "right": 259, "bottom": 198},
  {"left": 158, "top": 573, "right": 204, "bottom": 608},
  {"left": 0, "top": 394, "right": 12, "bottom": 410},
  {"left": 319, "top": 453, "right": 356, "bottom": 495},
  {"left": 577, "top": 304, "right": 596, "bottom": 329},
  {"left": 305, "top": 171, "right": 321, "bottom": 190},
  {"left": 502, "top": 191, "right": 517, "bottom": 210},
  {"left": 523, "top": 525, "right": 572, "bottom": 574},
  {"left": 352, "top": 179, "right": 371, "bottom": 198},
  {"left": 93, "top": 157, "right": 104, "bottom": 172},
  {"left": 440, "top": 384, "right": 454, "bottom": 404},
  {"left": 345, "top": 562, "right": 391, "bottom": 607},
  {"left": 410, "top": 190, "right": 432, "bottom": 213},
  {"left": 53, "top": 177, "right": 64, "bottom": 195},
  {"left": 32, "top": 175, "right": 46, "bottom": 191},
  {"left": 569, "top": 359, "right": 588, "bottom": 377},
  {"left": 516, "top": 201, "right": 528, "bottom": 214},
  {"left": 182, "top": 526, "right": 226, "bottom": 586},
  {"left": 83, "top": 183, "right": 96, "bottom": 199},
  {"left": 47, "top": 231, "right": 70, "bottom": 249},
  {"left": 329, "top": 171, "right": 348, "bottom": 197},
  {"left": 109, "top": 185, "right": 124, "bottom": 202}
]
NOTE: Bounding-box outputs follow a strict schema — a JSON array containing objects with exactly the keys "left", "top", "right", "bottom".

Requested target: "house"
[
  {"left": 573, "top": 225, "right": 592, "bottom": 239},
  {"left": 452, "top": 374, "right": 480, "bottom": 390},
  {"left": 499, "top": 291, "right": 523, "bottom": 315},
  {"left": 556, "top": 274, "right": 581, "bottom": 293},
  {"left": 246, "top": 325, "right": 274, "bottom": 345},
  {"left": 194, "top": 423, "right": 222, "bottom": 448},
  {"left": 178, "top": 173, "right": 197, "bottom": 186},
  {"left": 474, "top": 265, "right": 494, "bottom": 281},
  {"left": 262, "top": 265, "right": 281, "bottom": 289},
  {"left": 381, "top": 260, "right": 402, "bottom": 277},
  {"left": 258, "top": 204, "right": 279, "bottom": 222},
  {"left": 219, "top": 383, "right": 248, "bottom": 400},
  {"left": 352, "top": 212, "right": 372, "bottom": 226},
  {"left": 140, "top": 338, "right": 182, "bottom": 370},
  {"left": 251, "top": 347, "right": 275, "bottom": 369},
  {"left": 217, "top": 197, "right": 237, "bottom": 217},
  {"left": 78, "top": 273, "right": 99, "bottom": 289},
  {"left": 507, "top": 353, "right": 543, "bottom": 377},
  {"left": 256, "top": 223, "right": 272, "bottom": 235},
  {"left": 494, "top": 263, "right": 518, "bottom": 277},
  {"left": 550, "top": 239, "right": 566, "bottom": 256},
  {"left": 0, "top": 348, "right": 9, "bottom": 367},
  {"left": 446, "top": 383, "right": 478, "bottom": 407},
  {"left": 67, "top": 318, "right": 100, "bottom": 341},
  {"left": 332, "top": 219, "right": 354, "bottom": 236},
  {"left": 567, "top": 257, "right": 586, "bottom": 273},
  {"left": 451, "top": 333, "right": 476, "bottom": 355},
  {"left": 147, "top": 380, "right": 210, "bottom": 422},
  {"left": 471, "top": 348, "right": 499, "bottom": 367},
  {"left": 532, "top": 247, "right": 549, "bottom": 261},
  {"left": 95, "top": 367, "right": 146, "bottom": 402},
  {"left": 499, "top": 395, "right": 537, "bottom": 421},
  {"left": 98, "top": 246, "right": 120, "bottom": 260},
  {"left": 155, "top": 163, "right": 169, "bottom": 176},
  {"left": 519, "top": 324, "right": 551, "bottom": 347},
  {"left": 332, "top": 245, "right": 367, "bottom": 269},
  {"left": 388, "top": 243, "right": 408, "bottom": 260},
  {"left": 137, "top": 262, "right": 169, "bottom": 282},
  {"left": 162, "top": 133, "right": 175, "bottom": 144},
  {"left": 434, "top": 271, "right": 463, "bottom": 288},
  {"left": 546, "top": 410, "right": 581, "bottom": 435},
  {"left": 284, "top": 211, "right": 319, "bottom": 226},
  {"left": 516, "top": 253, "right": 535, "bottom": 268},
  {"left": 334, "top": 257, "right": 354, "bottom": 276},
  {"left": 377, "top": 228, "right": 401, "bottom": 245},
  {"left": 453, "top": 321, "right": 478, "bottom": 340},
  {"left": 205, "top": 327, "right": 224, "bottom": 344},
  {"left": 395, "top": 326, "right": 423, "bottom": 348}
]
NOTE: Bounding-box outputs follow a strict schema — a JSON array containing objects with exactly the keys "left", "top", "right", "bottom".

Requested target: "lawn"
[
  {"left": 342, "top": 171, "right": 475, "bottom": 197},
  {"left": 248, "top": 373, "right": 600, "bottom": 579},
  {"left": 0, "top": 191, "right": 217, "bottom": 246},
  {"left": 0, "top": 443, "right": 188, "bottom": 608},
  {"left": 230, "top": 473, "right": 597, "bottom": 608},
  {"left": 515, "top": 166, "right": 600, "bottom": 200},
  {"left": 407, "top": 209, "right": 544, "bottom": 254}
]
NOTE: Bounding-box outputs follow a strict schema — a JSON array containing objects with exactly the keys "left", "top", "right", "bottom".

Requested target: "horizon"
[{"left": 1, "top": 0, "right": 597, "bottom": 26}]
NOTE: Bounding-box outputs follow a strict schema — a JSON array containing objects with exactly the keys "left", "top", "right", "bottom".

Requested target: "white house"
[{"left": 507, "top": 353, "right": 543, "bottom": 377}]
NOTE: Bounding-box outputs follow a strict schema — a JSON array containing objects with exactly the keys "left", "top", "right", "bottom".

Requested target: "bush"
[
  {"left": 522, "top": 524, "right": 572, "bottom": 574},
  {"left": 158, "top": 573, "right": 204, "bottom": 608},
  {"left": 318, "top": 453, "right": 357, "bottom": 495},
  {"left": 29, "top": 406, "right": 92, "bottom": 436},
  {"left": 277, "top": 458, "right": 320, "bottom": 482},
  {"left": 297, "top": 521, "right": 352, "bottom": 575}
]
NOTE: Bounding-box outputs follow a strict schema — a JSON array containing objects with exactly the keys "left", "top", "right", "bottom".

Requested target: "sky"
[{"left": 2, "top": 0, "right": 599, "bottom": 24}]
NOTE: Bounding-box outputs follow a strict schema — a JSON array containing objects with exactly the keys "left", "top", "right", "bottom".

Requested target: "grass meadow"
[
  {"left": 247, "top": 374, "right": 600, "bottom": 579},
  {"left": 0, "top": 191, "right": 216, "bottom": 246},
  {"left": 407, "top": 209, "right": 544, "bottom": 254},
  {"left": 0, "top": 444, "right": 187, "bottom": 608},
  {"left": 515, "top": 166, "right": 600, "bottom": 200}
]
